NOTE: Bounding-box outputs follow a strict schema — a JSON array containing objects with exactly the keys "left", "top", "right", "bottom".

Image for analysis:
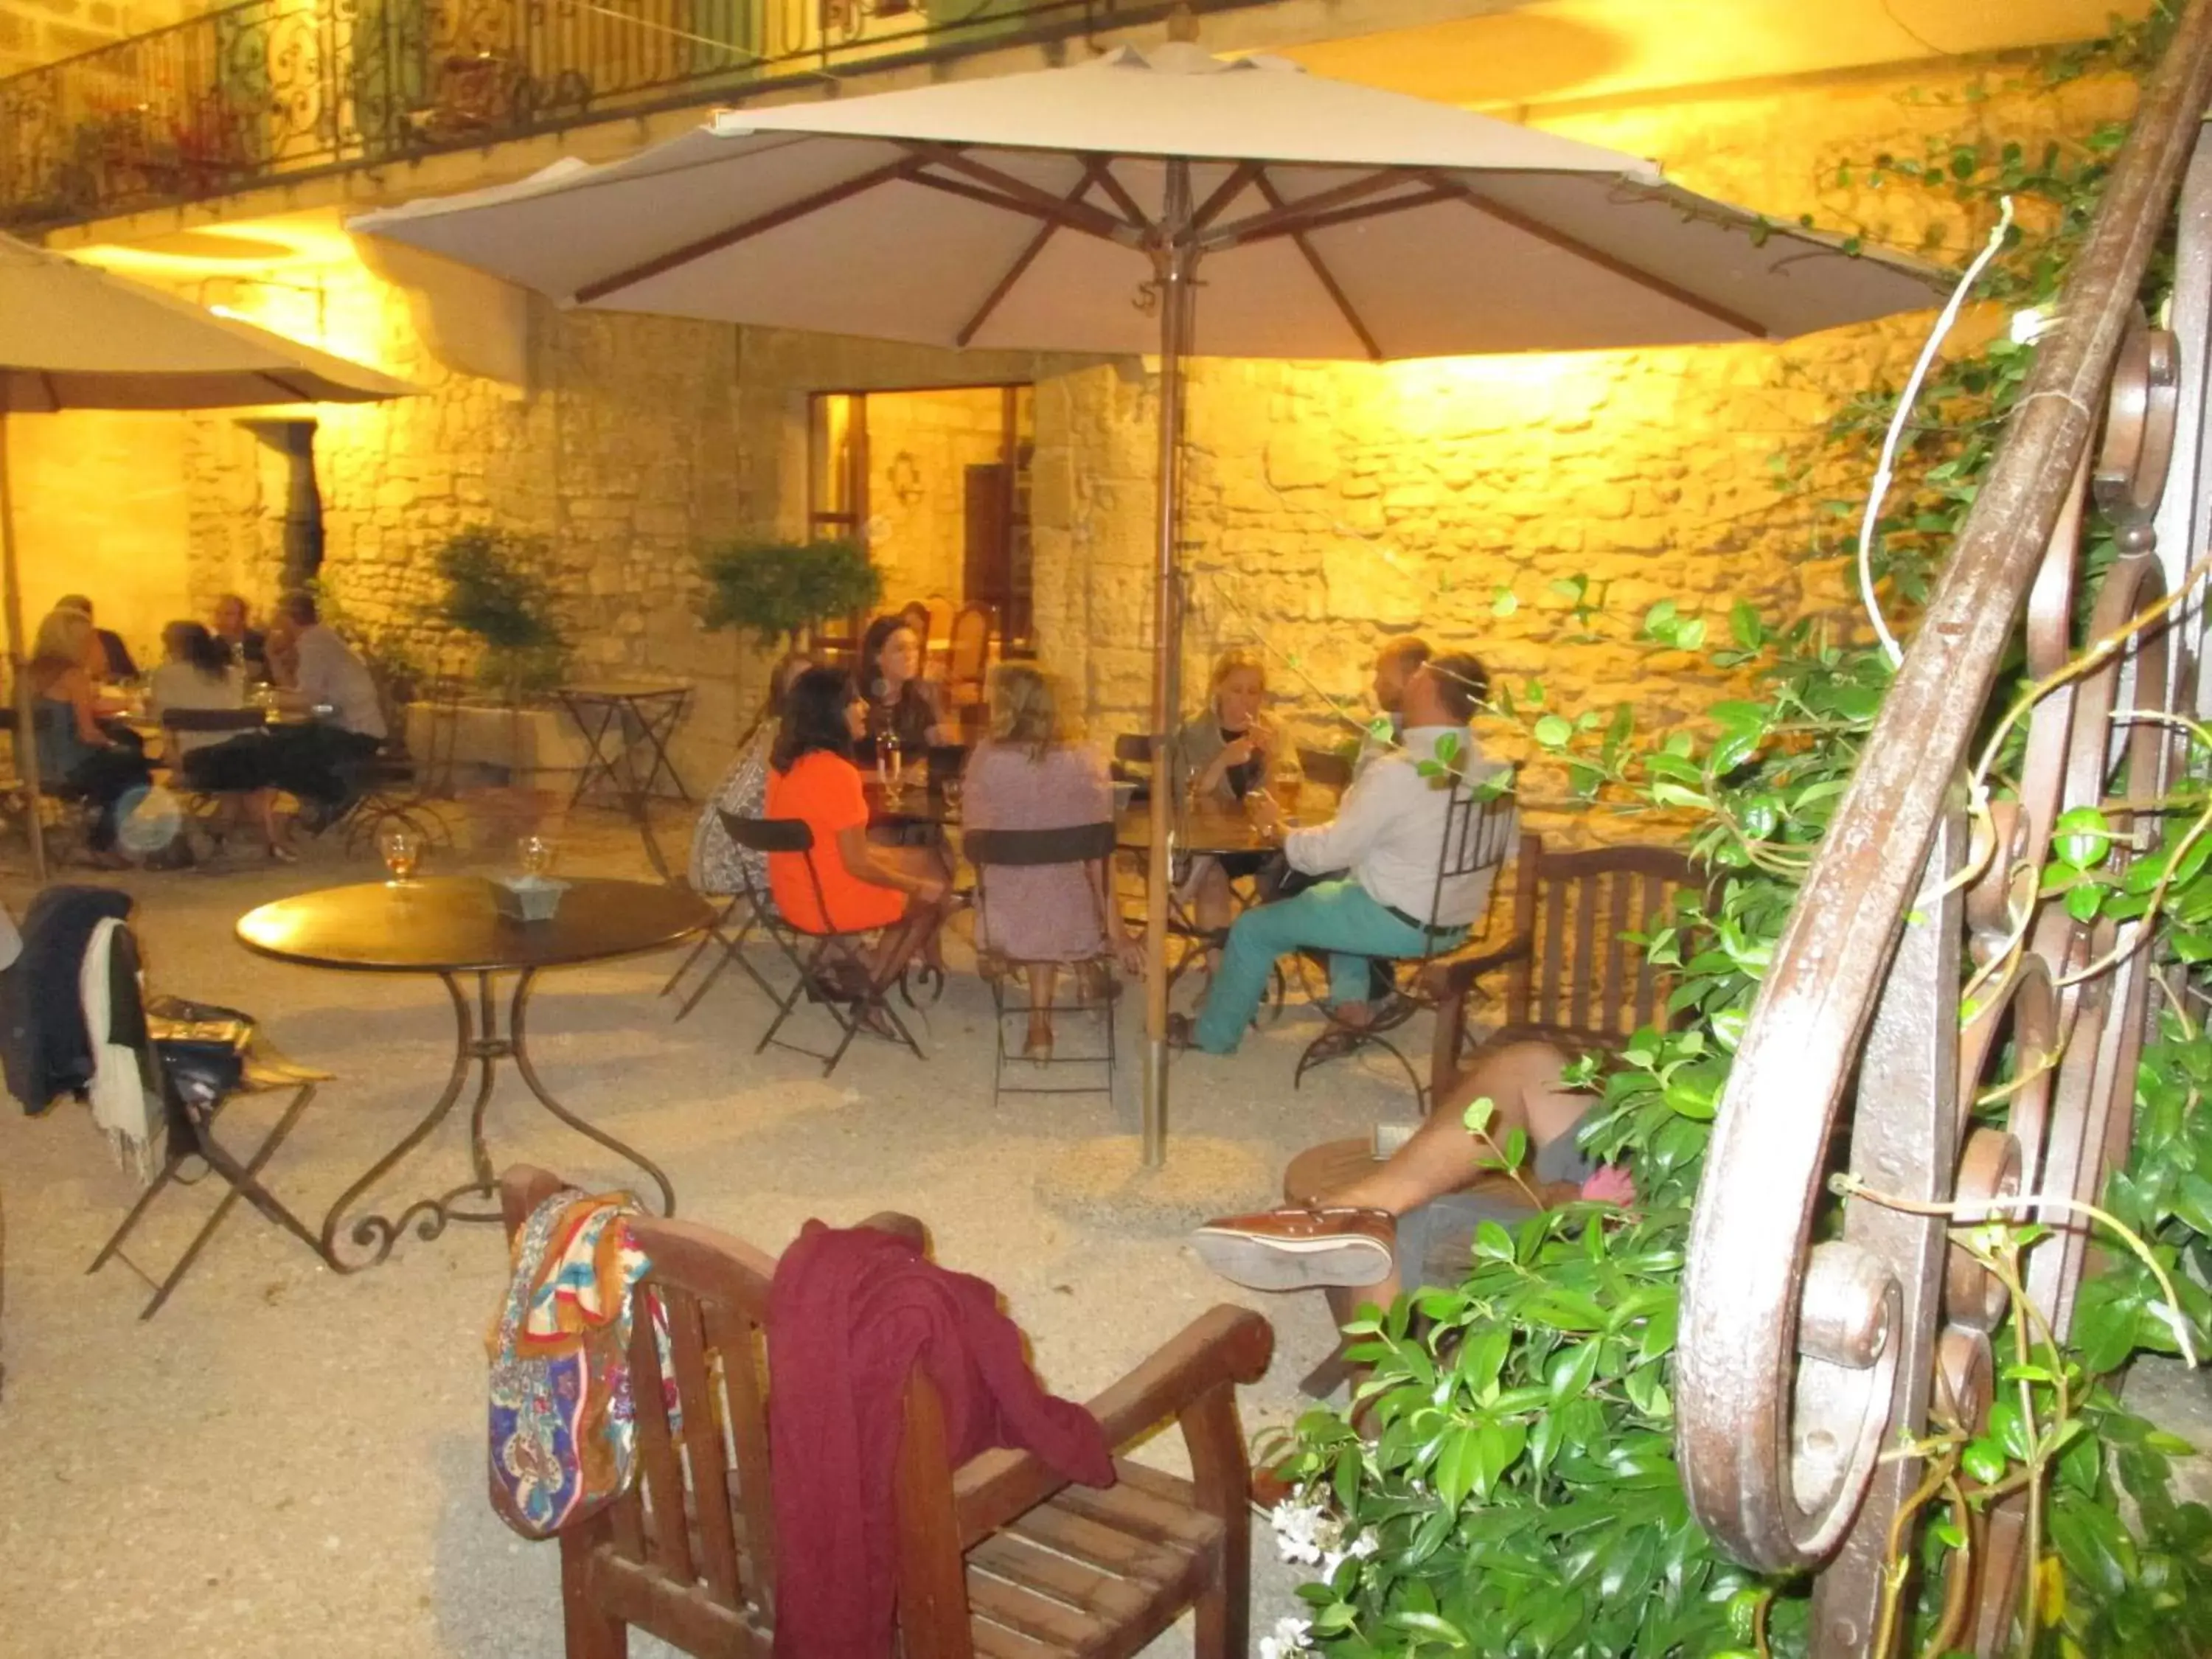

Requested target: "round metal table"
[{"left": 237, "top": 875, "right": 714, "bottom": 1271}]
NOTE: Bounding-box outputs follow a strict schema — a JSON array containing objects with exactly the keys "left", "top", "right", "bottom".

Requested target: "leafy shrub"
[
  {"left": 698, "top": 538, "right": 881, "bottom": 644},
  {"left": 432, "top": 525, "right": 569, "bottom": 698}
]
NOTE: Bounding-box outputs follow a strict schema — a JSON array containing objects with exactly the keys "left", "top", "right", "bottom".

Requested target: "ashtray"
[{"left": 494, "top": 875, "right": 569, "bottom": 923}]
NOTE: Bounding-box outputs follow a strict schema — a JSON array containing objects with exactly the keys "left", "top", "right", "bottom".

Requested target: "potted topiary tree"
[
  {"left": 697, "top": 536, "right": 882, "bottom": 647},
  {"left": 434, "top": 524, "right": 570, "bottom": 707},
  {"left": 432, "top": 524, "right": 571, "bottom": 790}
]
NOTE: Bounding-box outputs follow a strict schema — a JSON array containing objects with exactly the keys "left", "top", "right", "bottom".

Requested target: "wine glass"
[
  {"left": 939, "top": 775, "right": 964, "bottom": 817},
  {"left": 517, "top": 834, "right": 558, "bottom": 879},
  {"left": 380, "top": 825, "right": 422, "bottom": 886},
  {"left": 1269, "top": 749, "right": 1304, "bottom": 813}
]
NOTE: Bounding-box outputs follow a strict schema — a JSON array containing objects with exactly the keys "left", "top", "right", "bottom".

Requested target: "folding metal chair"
[
  {"left": 87, "top": 993, "right": 333, "bottom": 1319},
  {"left": 964, "top": 821, "right": 1120, "bottom": 1107},
  {"left": 1291, "top": 769, "right": 1517, "bottom": 1110},
  {"left": 658, "top": 887, "right": 778, "bottom": 1020},
  {"left": 720, "top": 811, "right": 927, "bottom": 1077}
]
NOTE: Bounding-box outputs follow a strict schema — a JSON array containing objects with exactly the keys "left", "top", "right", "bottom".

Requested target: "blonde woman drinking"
[{"left": 1167, "top": 647, "right": 1279, "bottom": 941}]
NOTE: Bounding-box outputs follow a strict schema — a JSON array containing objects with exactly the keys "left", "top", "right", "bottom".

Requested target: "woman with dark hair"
[
  {"left": 149, "top": 620, "right": 291, "bottom": 860},
  {"left": 859, "top": 613, "right": 948, "bottom": 759},
  {"left": 689, "top": 650, "right": 812, "bottom": 895},
  {"left": 765, "top": 667, "right": 951, "bottom": 990}
]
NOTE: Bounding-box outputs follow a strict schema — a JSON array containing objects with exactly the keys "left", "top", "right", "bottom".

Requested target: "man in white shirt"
[
  {"left": 1352, "top": 636, "right": 1430, "bottom": 777},
  {"left": 265, "top": 590, "right": 386, "bottom": 828},
  {"left": 1178, "top": 651, "right": 1501, "bottom": 1056}
]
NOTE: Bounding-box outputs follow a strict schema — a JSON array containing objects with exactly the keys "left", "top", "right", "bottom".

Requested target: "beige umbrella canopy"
[
  {"left": 354, "top": 41, "right": 1947, "bottom": 1161},
  {"left": 1, "top": 232, "right": 414, "bottom": 881}
]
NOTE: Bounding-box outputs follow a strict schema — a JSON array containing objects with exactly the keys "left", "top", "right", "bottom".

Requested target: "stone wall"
[
  {"left": 0, "top": 0, "right": 187, "bottom": 79},
  {"left": 6, "top": 408, "right": 192, "bottom": 661},
  {"left": 175, "top": 255, "right": 750, "bottom": 787}
]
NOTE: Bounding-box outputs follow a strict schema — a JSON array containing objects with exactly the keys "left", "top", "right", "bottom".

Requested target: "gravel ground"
[{"left": 0, "top": 802, "right": 1410, "bottom": 1658}]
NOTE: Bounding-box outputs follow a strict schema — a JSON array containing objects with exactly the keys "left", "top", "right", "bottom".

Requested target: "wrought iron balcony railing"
[{"left": 0, "top": 0, "right": 1265, "bottom": 232}]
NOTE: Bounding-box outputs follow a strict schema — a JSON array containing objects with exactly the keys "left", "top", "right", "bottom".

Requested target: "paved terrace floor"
[
  {"left": 6, "top": 800, "right": 2205, "bottom": 1656},
  {"left": 0, "top": 798, "right": 1398, "bottom": 1658}
]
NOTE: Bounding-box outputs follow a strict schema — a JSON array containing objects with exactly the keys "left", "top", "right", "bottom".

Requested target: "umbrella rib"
[
  {"left": 1240, "top": 185, "right": 1460, "bottom": 243},
  {"left": 1085, "top": 161, "right": 1153, "bottom": 234},
  {"left": 1189, "top": 161, "right": 1265, "bottom": 234},
  {"left": 1251, "top": 172, "right": 1381, "bottom": 363},
  {"left": 1197, "top": 170, "right": 1426, "bottom": 254},
  {"left": 574, "top": 153, "right": 931, "bottom": 304},
  {"left": 1423, "top": 171, "right": 1770, "bottom": 338},
  {"left": 955, "top": 169, "right": 1105, "bottom": 349},
  {"left": 896, "top": 142, "right": 1136, "bottom": 245}
]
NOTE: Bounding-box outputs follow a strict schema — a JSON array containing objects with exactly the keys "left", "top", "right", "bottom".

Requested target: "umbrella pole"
[
  {"left": 0, "top": 409, "right": 45, "bottom": 885},
  {"left": 1141, "top": 162, "right": 1197, "bottom": 1168}
]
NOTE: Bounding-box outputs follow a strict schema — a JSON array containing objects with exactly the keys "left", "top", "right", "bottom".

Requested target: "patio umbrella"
[
  {"left": 352, "top": 42, "right": 1945, "bottom": 1161},
  {"left": 1, "top": 233, "right": 414, "bottom": 883}
]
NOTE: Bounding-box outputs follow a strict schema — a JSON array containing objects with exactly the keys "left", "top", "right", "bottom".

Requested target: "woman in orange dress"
[{"left": 765, "top": 667, "right": 950, "bottom": 991}]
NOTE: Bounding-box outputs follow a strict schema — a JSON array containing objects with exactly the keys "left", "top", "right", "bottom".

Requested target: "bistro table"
[
  {"left": 236, "top": 875, "right": 714, "bottom": 1271},
  {"left": 866, "top": 773, "right": 1312, "bottom": 857},
  {"left": 554, "top": 681, "right": 694, "bottom": 810}
]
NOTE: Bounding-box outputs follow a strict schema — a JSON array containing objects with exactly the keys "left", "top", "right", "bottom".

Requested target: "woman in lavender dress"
[{"left": 962, "top": 664, "right": 1144, "bottom": 1063}]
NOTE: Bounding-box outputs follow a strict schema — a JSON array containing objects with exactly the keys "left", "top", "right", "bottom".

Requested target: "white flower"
[
  {"left": 1268, "top": 1499, "right": 1327, "bottom": 1565},
  {"left": 1259, "top": 1615, "right": 1315, "bottom": 1659},
  {"left": 1318, "top": 1528, "right": 1380, "bottom": 1579}
]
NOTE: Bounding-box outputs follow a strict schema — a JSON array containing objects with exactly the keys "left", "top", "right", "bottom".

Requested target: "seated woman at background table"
[
  {"left": 54, "top": 594, "right": 139, "bottom": 684},
  {"left": 1167, "top": 647, "right": 1280, "bottom": 945},
  {"left": 860, "top": 613, "right": 950, "bottom": 759},
  {"left": 24, "top": 608, "right": 151, "bottom": 867},
  {"left": 963, "top": 664, "right": 1144, "bottom": 1063},
  {"left": 149, "top": 621, "right": 293, "bottom": 862},
  {"left": 766, "top": 667, "right": 952, "bottom": 998},
  {"left": 689, "top": 650, "right": 812, "bottom": 897}
]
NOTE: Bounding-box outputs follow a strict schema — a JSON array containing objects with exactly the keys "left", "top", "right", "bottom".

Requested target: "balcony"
[{"left": 0, "top": 0, "right": 1268, "bottom": 234}]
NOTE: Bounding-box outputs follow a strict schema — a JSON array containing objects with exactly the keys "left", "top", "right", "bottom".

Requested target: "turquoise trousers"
[{"left": 1193, "top": 879, "right": 1458, "bottom": 1055}]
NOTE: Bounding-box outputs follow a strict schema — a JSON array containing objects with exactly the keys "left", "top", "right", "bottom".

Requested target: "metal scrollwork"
[
  {"left": 1680, "top": 323, "right": 2200, "bottom": 1659},
  {"left": 1676, "top": 7, "right": 2212, "bottom": 1649},
  {"left": 0, "top": 0, "right": 1163, "bottom": 232}
]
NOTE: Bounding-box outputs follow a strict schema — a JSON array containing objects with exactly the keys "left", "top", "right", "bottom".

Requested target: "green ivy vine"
[{"left": 1265, "top": 8, "right": 2212, "bottom": 1656}]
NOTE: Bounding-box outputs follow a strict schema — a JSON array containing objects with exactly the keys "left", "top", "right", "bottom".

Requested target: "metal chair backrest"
[
  {"left": 1417, "top": 766, "right": 1517, "bottom": 941},
  {"left": 964, "top": 821, "right": 1119, "bottom": 956},
  {"left": 720, "top": 809, "right": 855, "bottom": 941},
  {"left": 720, "top": 810, "right": 813, "bottom": 857},
  {"left": 962, "top": 821, "right": 1118, "bottom": 869}
]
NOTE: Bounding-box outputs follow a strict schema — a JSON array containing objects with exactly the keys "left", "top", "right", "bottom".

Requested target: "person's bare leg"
[
  {"left": 1023, "top": 963, "right": 1057, "bottom": 1057},
  {"left": 1324, "top": 1040, "right": 1579, "bottom": 1217},
  {"left": 1190, "top": 1041, "right": 1588, "bottom": 1296}
]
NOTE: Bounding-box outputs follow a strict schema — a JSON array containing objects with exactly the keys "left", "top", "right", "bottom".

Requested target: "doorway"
[{"left": 807, "top": 383, "right": 1035, "bottom": 647}]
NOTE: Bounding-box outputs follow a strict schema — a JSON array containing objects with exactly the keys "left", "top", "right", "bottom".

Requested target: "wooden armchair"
[
  {"left": 1427, "top": 832, "right": 1697, "bottom": 1100},
  {"left": 499, "top": 1166, "right": 1276, "bottom": 1659}
]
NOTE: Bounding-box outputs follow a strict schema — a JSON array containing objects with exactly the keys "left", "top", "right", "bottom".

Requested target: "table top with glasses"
[
  {"left": 865, "top": 775, "right": 1335, "bottom": 856},
  {"left": 236, "top": 876, "right": 715, "bottom": 974}
]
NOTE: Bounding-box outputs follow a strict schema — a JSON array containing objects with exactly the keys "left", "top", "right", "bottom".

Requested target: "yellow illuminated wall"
[{"left": 8, "top": 411, "right": 194, "bottom": 666}]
